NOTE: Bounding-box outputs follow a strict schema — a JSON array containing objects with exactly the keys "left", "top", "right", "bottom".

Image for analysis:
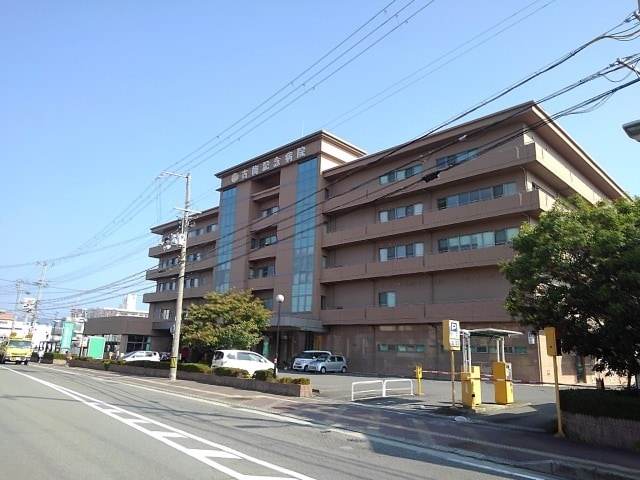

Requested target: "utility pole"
[
  {"left": 31, "top": 261, "right": 50, "bottom": 332},
  {"left": 12, "top": 280, "right": 26, "bottom": 333},
  {"left": 160, "top": 171, "right": 199, "bottom": 381}
]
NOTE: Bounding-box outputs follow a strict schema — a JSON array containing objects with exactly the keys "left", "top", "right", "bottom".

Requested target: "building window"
[
  {"left": 379, "top": 242, "right": 424, "bottom": 261},
  {"left": 438, "top": 228, "right": 519, "bottom": 253},
  {"left": 252, "top": 235, "right": 277, "bottom": 248},
  {"left": 185, "top": 278, "right": 199, "bottom": 288},
  {"left": 437, "top": 182, "right": 516, "bottom": 210},
  {"left": 261, "top": 206, "right": 279, "bottom": 218},
  {"left": 379, "top": 164, "right": 422, "bottom": 185},
  {"left": 126, "top": 335, "right": 151, "bottom": 353},
  {"left": 249, "top": 265, "right": 276, "bottom": 279},
  {"left": 186, "top": 252, "right": 201, "bottom": 262},
  {"left": 161, "top": 309, "right": 171, "bottom": 320},
  {"left": 215, "top": 187, "right": 236, "bottom": 292},
  {"left": 378, "top": 344, "right": 425, "bottom": 352},
  {"left": 378, "top": 291, "right": 396, "bottom": 307},
  {"left": 379, "top": 203, "right": 423, "bottom": 222},
  {"left": 435, "top": 148, "right": 478, "bottom": 168},
  {"left": 292, "top": 158, "right": 318, "bottom": 313},
  {"left": 159, "top": 281, "right": 176, "bottom": 292},
  {"left": 260, "top": 235, "right": 277, "bottom": 247},
  {"left": 263, "top": 298, "right": 273, "bottom": 310},
  {"left": 470, "top": 345, "right": 526, "bottom": 355},
  {"left": 206, "top": 223, "right": 217, "bottom": 233},
  {"left": 160, "top": 257, "right": 179, "bottom": 269},
  {"left": 187, "top": 228, "right": 204, "bottom": 238}
]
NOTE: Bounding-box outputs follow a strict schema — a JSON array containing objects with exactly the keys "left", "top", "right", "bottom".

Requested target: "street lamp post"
[
  {"left": 161, "top": 171, "right": 200, "bottom": 381},
  {"left": 273, "top": 294, "right": 284, "bottom": 377}
]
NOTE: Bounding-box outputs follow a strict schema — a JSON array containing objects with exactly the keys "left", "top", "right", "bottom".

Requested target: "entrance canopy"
[
  {"left": 464, "top": 328, "right": 522, "bottom": 338},
  {"left": 461, "top": 328, "right": 522, "bottom": 369}
]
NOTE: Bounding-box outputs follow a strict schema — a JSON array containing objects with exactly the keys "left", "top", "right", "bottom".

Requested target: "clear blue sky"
[{"left": 1, "top": 0, "right": 639, "bottom": 320}]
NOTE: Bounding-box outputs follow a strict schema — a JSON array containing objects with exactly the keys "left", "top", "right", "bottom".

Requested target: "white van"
[
  {"left": 292, "top": 350, "right": 332, "bottom": 371},
  {"left": 210, "top": 350, "right": 274, "bottom": 375}
]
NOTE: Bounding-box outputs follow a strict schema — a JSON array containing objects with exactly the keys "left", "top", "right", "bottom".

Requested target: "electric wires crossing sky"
[{"left": 1, "top": 1, "right": 638, "bottom": 317}]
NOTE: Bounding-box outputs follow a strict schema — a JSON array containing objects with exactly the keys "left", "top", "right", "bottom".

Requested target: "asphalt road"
[
  {"left": 6, "top": 364, "right": 640, "bottom": 480},
  {"left": 1, "top": 364, "right": 567, "bottom": 480}
]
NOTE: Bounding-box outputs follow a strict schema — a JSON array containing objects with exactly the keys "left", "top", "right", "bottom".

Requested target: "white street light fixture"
[
  {"left": 623, "top": 120, "right": 640, "bottom": 142},
  {"left": 274, "top": 294, "right": 285, "bottom": 377}
]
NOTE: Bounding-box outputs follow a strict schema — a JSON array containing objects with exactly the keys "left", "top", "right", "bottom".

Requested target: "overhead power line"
[{"left": 8, "top": 4, "right": 639, "bottom": 314}]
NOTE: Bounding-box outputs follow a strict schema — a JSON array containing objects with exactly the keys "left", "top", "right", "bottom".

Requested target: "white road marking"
[
  {"left": 9, "top": 366, "right": 564, "bottom": 479},
  {"left": 9, "top": 368, "right": 316, "bottom": 480}
]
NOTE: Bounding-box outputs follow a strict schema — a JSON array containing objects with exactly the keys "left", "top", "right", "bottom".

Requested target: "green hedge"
[
  {"left": 212, "top": 366, "right": 251, "bottom": 378},
  {"left": 32, "top": 351, "right": 56, "bottom": 361},
  {"left": 78, "top": 358, "right": 310, "bottom": 385},
  {"left": 254, "top": 369, "right": 276, "bottom": 382},
  {"left": 560, "top": 388, "right": 640, "bottom": 421}
]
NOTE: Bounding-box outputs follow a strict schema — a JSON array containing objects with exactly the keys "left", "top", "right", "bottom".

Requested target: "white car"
[
  {"left": 210, "top": 350, "right": 274, "bottom": 376},
  {"left": 292, "top": 350, "right": 332, "bottom": 371},
  {"left": 121, "top": 350, "right": 161, "bottom": 362}
]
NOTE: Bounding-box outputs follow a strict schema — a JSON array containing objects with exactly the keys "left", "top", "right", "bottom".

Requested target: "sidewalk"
[
  {"left": 314, "top": 378, "right": 640, "bottom": 480},
  {"left": 371, "top": 379, "right": 560, "bottom": 432}
]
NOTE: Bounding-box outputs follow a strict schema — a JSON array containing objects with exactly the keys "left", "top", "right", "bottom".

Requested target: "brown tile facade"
[{"left": 142, "top": 102, "right": 627, "bottom": 383}]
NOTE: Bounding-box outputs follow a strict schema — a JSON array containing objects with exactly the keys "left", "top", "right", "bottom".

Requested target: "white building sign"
[{"left": 230, "top": 146, "right": 307, "bottom": 183}]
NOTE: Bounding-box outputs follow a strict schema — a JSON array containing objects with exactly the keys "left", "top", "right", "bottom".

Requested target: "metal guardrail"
[{"left": 351, "top": 379, "right": 414, "bottom": 401}]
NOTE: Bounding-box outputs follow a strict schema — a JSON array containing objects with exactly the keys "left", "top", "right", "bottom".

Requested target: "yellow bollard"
[{"left": 415, "top": 365, "right": 423, "bottom": 395}]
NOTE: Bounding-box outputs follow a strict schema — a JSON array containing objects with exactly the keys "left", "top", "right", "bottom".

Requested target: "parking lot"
[
  {"left": 281, "top": 369, "right": 418, "bottom": 401},
  {"left": 280, "top": 368, "right": 556, "bottom": 412}
]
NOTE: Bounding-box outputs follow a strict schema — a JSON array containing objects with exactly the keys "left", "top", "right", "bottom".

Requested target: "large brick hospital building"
[{"left": 124, "top": 101, "right": 628, "bottom": 384}]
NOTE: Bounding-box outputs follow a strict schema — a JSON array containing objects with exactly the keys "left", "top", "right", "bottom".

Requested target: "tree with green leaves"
[
  {"left": 501, "top": 196, "right": 640, "bottom": 387},
  {"left": 181, "top": 289, "right": 272, "bottom": 351}
]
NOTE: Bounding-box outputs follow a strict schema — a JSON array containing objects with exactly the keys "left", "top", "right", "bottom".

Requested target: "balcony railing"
[
  {"left": 322, "top": 189, "right": 552, "bottom": 248},
  {"left": 320, "top": 298, "right": 507, "bottom": 325},
  {"left": 320, "top": 245, "right": 513, "bottom": 283}
]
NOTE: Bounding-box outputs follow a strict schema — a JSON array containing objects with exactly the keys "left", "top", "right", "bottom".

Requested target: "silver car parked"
[
  {"left": 292, "top": 350, "right": 332, "bottom": 371},
  {"left": 307, "top": 354, "right": 348, "bottom": 374}
]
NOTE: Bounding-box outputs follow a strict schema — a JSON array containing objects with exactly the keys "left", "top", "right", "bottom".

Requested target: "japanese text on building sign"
[{"left": 231, "top": 146, "right": 307, "bottom": 183}]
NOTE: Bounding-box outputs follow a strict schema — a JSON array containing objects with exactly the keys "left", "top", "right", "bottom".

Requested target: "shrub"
[
  {"left": 291, "top": 377, "right": 311, "bottom": 386},
  {"left": 254, "top": 369, "right": 276, "bottom": 382},
  {"left": 78, "top": 357, "right": 103, "bottom": 363},
  {"left": 178, "top": 362, "right": 211, "bottom": 373},
  {"left": 560, "top": 388, "right": 640, "bottom": 421},
  {"left": 252, "top": 372, "right": 310, "bottom": 385},
  {"left": 123, "top": 360, "right": 169, "bottom": 369},
  {"left": 212, "top": 366, "right": 250, "bottom": 378}
]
